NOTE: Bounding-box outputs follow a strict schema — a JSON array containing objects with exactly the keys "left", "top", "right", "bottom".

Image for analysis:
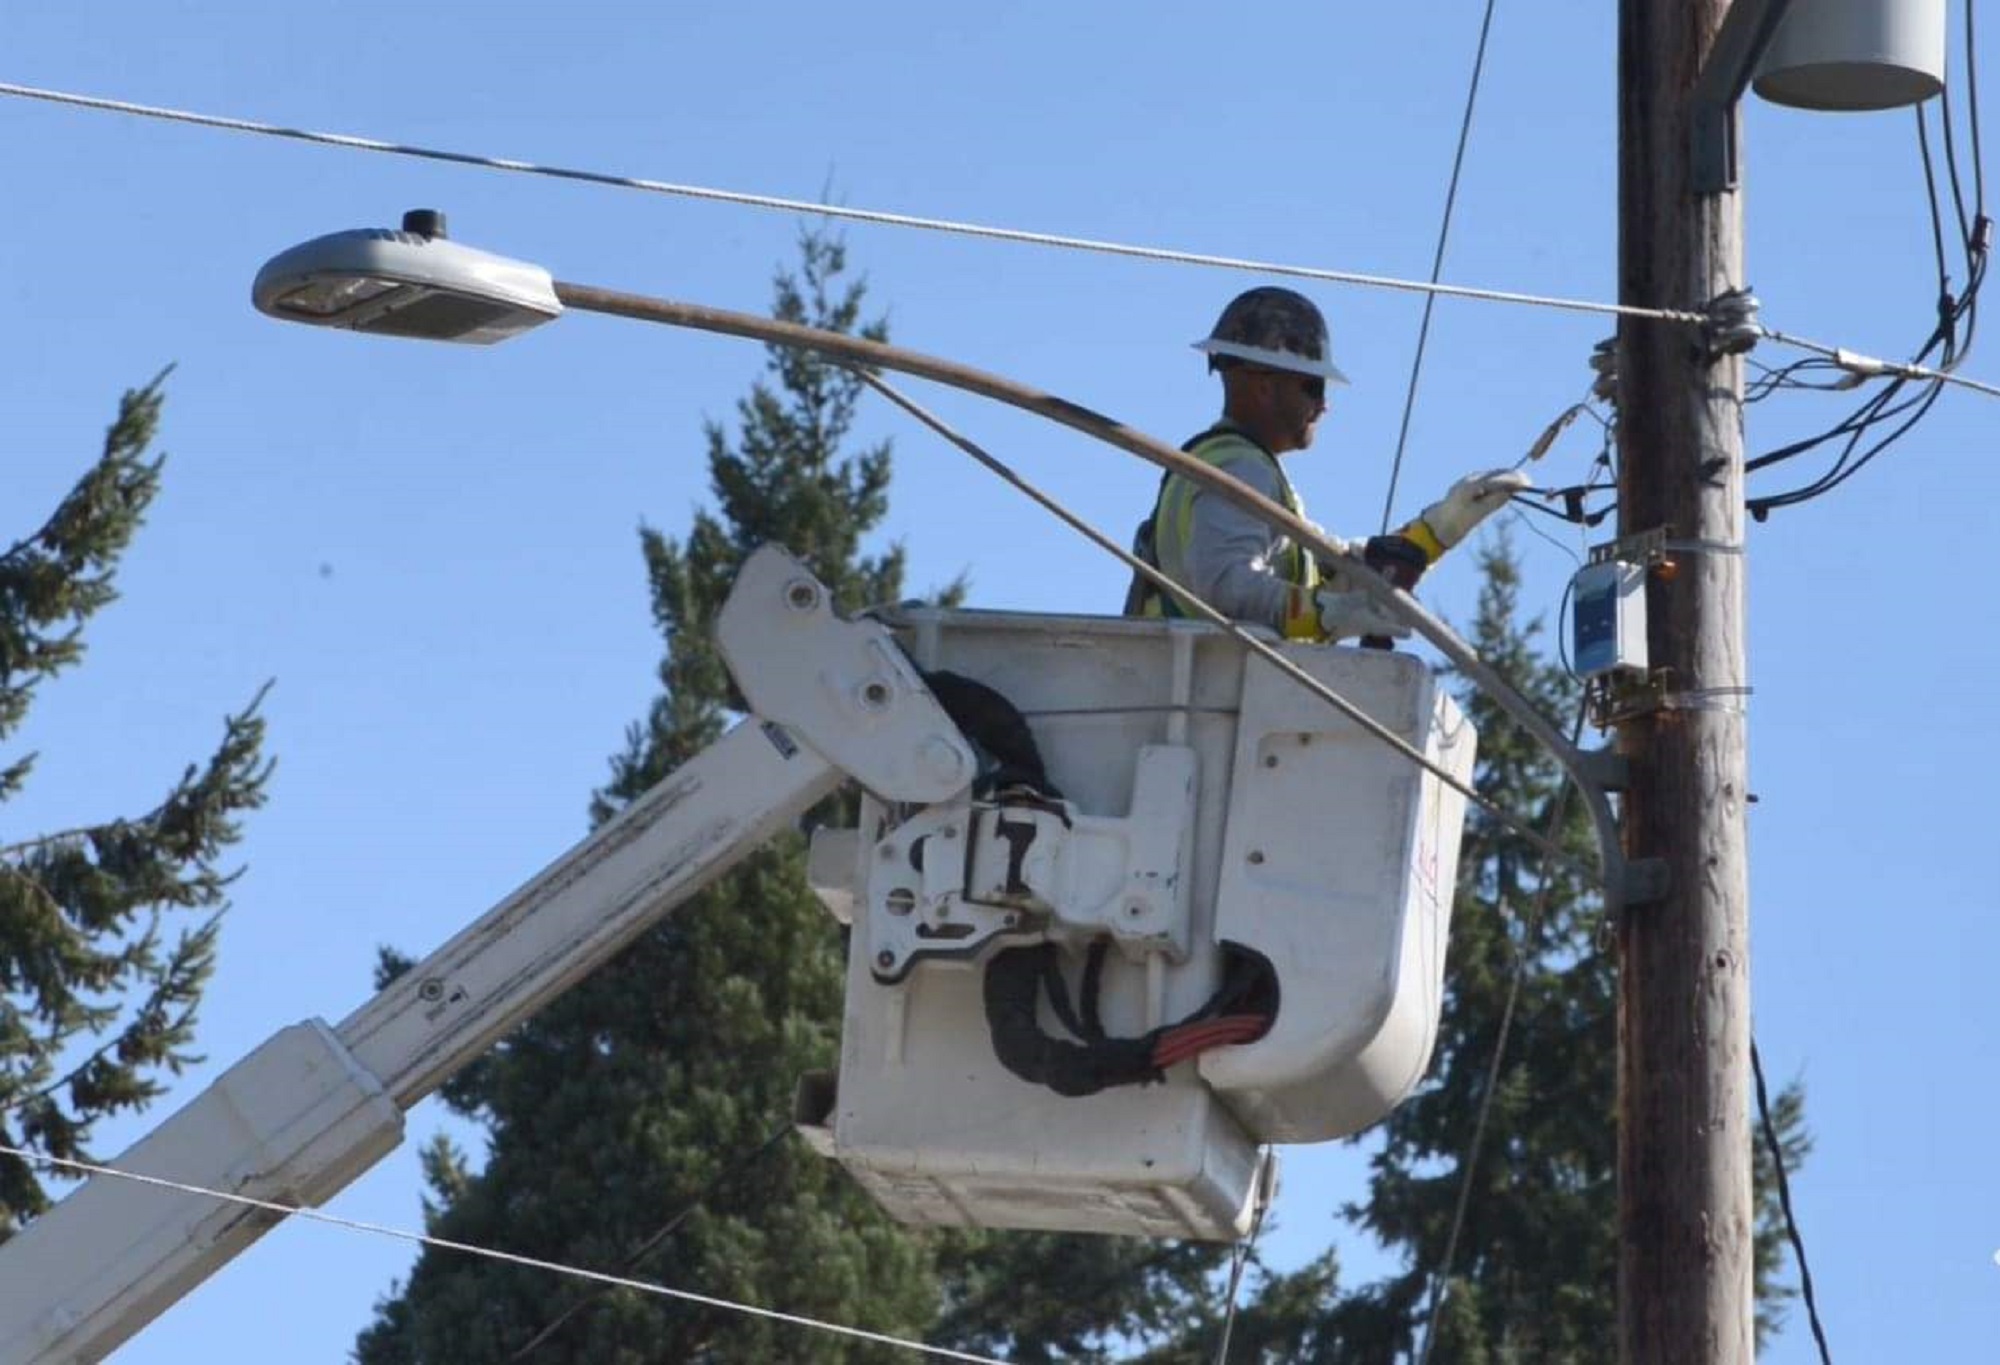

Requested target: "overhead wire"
[
  {"left": 1378, "top": 0, "right": 1500, "bottom": 532},
  {"left": 0, "top": 79, "right": 1705, "bottom": 330},
  {"left": 1752, "top": 1040, "right": 1834, "bottom": 1365},
  {"left": 1211, "top": 1178, "right": 1271, "bottom": 1365},
  {"left": 0, "top": 1143, "right": 1014, "bottom": 1365},
  {"left": 850, "top": 369, "right": 1597, "bottom": 886},
  {"left": 1745, "top": 23, "right": 1993, "bottom": 516},
  {"left": 3, "top": 78, "right": 1995, "bottom": 405},
  {"left": 1412, "top": 708, "right": 1586, "bottom": 1365},
  {"left": 507, "top": 1121, "right": 794, "bottom": 1360}
]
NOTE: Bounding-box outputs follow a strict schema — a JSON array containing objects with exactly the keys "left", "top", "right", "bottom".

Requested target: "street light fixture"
[
  {"left": 252, "top": 209, "right": 561, "bottom": 344},
  {"left": 252, "top": 209, "right": 1654, "bottom": 911}
]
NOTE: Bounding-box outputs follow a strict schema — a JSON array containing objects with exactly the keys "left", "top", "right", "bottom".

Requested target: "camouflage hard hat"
[{"left": 1193, "top": 286, "right": 1349, "bottom": 385}]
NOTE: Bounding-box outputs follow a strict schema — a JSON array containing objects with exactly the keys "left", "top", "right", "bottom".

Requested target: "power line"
[
  {"left": 507, "top": 1121, "right": 793, "bottom": 1360},
  {"left": 852, "top": 368, "right": 1600, "bottom": 887},
  {"left": 1413, "top": 708, "right": 1586, "bottom": 1365},
  {"left": 7, "top": 79, "right": 1995, "bottom": 400},
  {"left": 0, "top": 79, "right": 1704, "bottom": 328},
  {"left": 1380, "top": 0, "right": 1501, "bottom": 532},
  {"left": 1751, "top": 1041, "right": 1834, "bottom": 1365},
  {"left": 1757, "top": 328, "right": 1998, "bottom": 399},
  {"left": 0, "top": 1143, "right": 1013, "bottom": 1365}
]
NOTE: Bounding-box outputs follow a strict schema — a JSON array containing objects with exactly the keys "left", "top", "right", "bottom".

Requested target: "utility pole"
[{"left": 1615, "top": 0, "right": 1762, "bottom": 1360}]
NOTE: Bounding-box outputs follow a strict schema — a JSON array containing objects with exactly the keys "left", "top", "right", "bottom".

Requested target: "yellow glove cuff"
[
  {"left": 1400, "top": 519, "right": 1447, "bottom": 564},
  {"left": 1281, "top": 586, "right": 1321, "bottom": 641}
]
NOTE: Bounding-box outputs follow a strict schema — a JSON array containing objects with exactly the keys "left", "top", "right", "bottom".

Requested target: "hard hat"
[{"left": 1193, "top": 286, "right": 1350, "bottom": 385}]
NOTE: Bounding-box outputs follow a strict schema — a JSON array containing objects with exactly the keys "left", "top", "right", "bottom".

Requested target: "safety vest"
[{"left": 1123, "top": 425, "right": 1318, "bottom": 621}]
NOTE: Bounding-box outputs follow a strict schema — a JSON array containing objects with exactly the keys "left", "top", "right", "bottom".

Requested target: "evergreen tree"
[
  {"left": 354, "top": 225, "right": 935, "bottom": 1365},
  {"left": 356, "top": 223, "right": 1242, "bottom": 1364},
  {"left": 0, "top": 377, "right": 271, "bottom": 1234},
  {"left": 1301, "top": 535, "right": 1809, "bottom": 1363}
]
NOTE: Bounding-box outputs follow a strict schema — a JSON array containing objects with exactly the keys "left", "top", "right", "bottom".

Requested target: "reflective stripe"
[{"left": 1145, "top": 427, "right": 1318, "bottom": 619}]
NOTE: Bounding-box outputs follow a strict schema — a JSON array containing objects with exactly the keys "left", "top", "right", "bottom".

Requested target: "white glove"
[
  {"left": 1419, "top": 468, "right": 1532, "bottom": 549},
  {"left": 1316, "top": 589, "right": 1410, "bottom": 643}
]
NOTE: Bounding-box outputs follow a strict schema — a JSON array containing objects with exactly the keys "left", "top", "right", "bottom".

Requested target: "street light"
[
  {"left": 252, "top": 209, "right": 1653, "bottom": 911},
  {"left": 252, "top": 209, "right": 561, "bottom": 344}
]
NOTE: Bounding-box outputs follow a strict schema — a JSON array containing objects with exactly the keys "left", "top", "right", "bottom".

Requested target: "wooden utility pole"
[{"left": 1615, "top": 0, "right": 1759, "bottom": 1361}]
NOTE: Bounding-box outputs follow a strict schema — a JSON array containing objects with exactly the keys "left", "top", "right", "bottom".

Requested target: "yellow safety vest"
[{"left": 1125, "top": 426, "right": 1319, "bottom": 631}]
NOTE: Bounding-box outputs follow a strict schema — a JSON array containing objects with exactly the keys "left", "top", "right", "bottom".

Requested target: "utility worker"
[{"left": 1125, "top": 286, "right": 1527, "bottom": 641}]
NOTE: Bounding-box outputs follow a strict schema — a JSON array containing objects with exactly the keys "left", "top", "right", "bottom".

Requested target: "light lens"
[{"left": 273, "top": 276, "right": 403, "bottom": 319}]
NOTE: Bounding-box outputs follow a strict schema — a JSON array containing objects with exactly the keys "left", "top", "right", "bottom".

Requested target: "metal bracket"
[
  {"left": 1588, "top": 525, "right": 1670, "bottom": 569},
  {"left": 1574, "top": 745, "right": 1632, "bottom": 792},
  {"left": 1689, "top": 0, "right": 1799, "bottom": 194},
  {"left": 1621, "top": 856, "right": 1672, "bottom": 907},
  {"left": 1587, "top": 669, "right": 1676, "bottom": 729}
]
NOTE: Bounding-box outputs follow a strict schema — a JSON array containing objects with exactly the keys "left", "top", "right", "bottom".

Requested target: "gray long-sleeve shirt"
[{"left": 1155, "top": 429, "right": 1351, "bottom": 632}]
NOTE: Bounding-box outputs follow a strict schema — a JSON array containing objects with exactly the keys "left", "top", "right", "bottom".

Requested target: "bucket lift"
[
  {"left": 798, "top": 597, "right": 1474, "bottom": 1240},
  {"left": 0, "top": 544, "right": 1472, "bottom": 1362}
]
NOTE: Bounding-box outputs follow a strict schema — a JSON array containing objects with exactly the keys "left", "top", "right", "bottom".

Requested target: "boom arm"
[{"left": 0, "top": 547, "right": 975, "bottom": 1364}]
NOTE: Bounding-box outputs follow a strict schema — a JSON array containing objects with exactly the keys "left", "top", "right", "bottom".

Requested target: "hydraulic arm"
[{"left": 0, "top": 546, "right": 975, "bottom": 1365}]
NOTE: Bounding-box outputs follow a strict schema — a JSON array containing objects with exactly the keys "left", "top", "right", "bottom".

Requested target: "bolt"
[
  {"left": 875, "top": 950, "right": 896, "bottom": 969},
  {"left": 858, "top": 679, "right": 892, "bottom": 710},
  {"left": 1247, "top": 849, "right": 1265, "bottom": 865},
  {"left": 1124, "top": 902, "right": 1146, "bottom": 918},
  {"left": 785, "top": 580, "right": 820, "bottom": 612},
  {"left": 418, "top": 978, "right": 444, "bottom": 1002},
  {"left": 1263, "top": 754, "right": 1279, "bottom": 769}
]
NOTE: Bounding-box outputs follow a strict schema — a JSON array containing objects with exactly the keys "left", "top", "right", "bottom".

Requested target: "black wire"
[
  {"left": 1940, "top": 83, "right": 1975, "bottom": 252},
  {"left": 1751, "top": 378, "right": 1947, "bottom": 516},
  {"left": 1751, "top": 1039, "right": 1833, "bottom": 1365},
  {"left": 1379, "top": 0, "right": 1500, "bottom": 533},
  {"left": 1555, "top": 577, "right": 1578, "bottom": 681},
  {"left": 1744, "top": 76, "right": 1993, "bottom": 517},
  {"left": 1968, "top": 0, "right": 1986, "bottom": 218},
  {"left": 1512, "top": 488, "right": 1617, "bottom": 528},
  {"left": 1918, "top": 106, "right": 1953, "bottom": 300}
]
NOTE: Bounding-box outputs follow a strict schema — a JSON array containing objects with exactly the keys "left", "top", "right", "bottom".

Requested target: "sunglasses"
[{"left": 1256, "top": 368, "right": 1325, "bottom": 403}]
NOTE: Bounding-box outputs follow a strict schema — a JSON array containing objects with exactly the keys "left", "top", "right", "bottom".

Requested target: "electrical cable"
[
  {"left": 850, "top": 368, "right": 1599, "bottom": 886},
  {"left": 1211, "top": 1175, "right": 1271, "bottom": 1365},
  {"left": 507, "top": 1121, "right": 794, "bottom": 1360},
  {"left": 1412, "top": 706, "right": 1586, "bottom": 1365},
  {"left": 1967, "top": 0, "right": 1987, "bottom": 222},
  {"left": 0, "top": 79, "right": 1710, "bottom": 329},
  {"left": 0, "top": 1143, "right": 1012, "bottom": 1365},
  {"left": 1378, "top": 0, "right": 1500, "bottom": 532},
  {"left": 1751, "top": 1040, "right": 1834, "bottom": 1365}
]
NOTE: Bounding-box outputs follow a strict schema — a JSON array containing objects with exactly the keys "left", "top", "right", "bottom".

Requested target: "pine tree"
[
  {"left": 355, "top": 224, "right": 956, "bottom": 1365},
  {"left": 356, "top": 225, "right": 1244, "bottom": 1365},
  {"left": 0, "top": 377, "right": 271, "bottom": 1234},
  {"left": 1310, "top": 535, "right": 1811, "bottom": 1363}
]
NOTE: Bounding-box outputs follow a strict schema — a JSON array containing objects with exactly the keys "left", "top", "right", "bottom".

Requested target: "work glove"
[
  {"left": 1316, "top": 588, "right": 1410, "bottom": 644},
  {"left": 1417, "top": 468, "right": 1533, "bottom": 552}
]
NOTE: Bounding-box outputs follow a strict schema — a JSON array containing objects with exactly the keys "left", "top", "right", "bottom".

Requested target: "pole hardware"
[
  {"left": 1590, "top": 335, "right": 1620, "bottom": 404},
  {"left": 1700, "top": 286, "right": 1763, "bottom": 362},
  {"left": 1687, "top": 0, "right": 1800, "bottom": 194},
  {"left": 1574, "top": 745, "right": 1633, "bottom": 792},
  {"left": 1620, "top": 856, "right": 1672, "bottom": 907}
]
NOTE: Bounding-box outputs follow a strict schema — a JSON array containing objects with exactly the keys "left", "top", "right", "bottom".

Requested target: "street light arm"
[{"left": 552, "top": 280, "right": 1652, "bottom": 911}]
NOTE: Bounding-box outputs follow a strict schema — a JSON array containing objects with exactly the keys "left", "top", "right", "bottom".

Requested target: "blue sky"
[{"left": 4, "top": 3, "right": 1996, "bottom": 1360}]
